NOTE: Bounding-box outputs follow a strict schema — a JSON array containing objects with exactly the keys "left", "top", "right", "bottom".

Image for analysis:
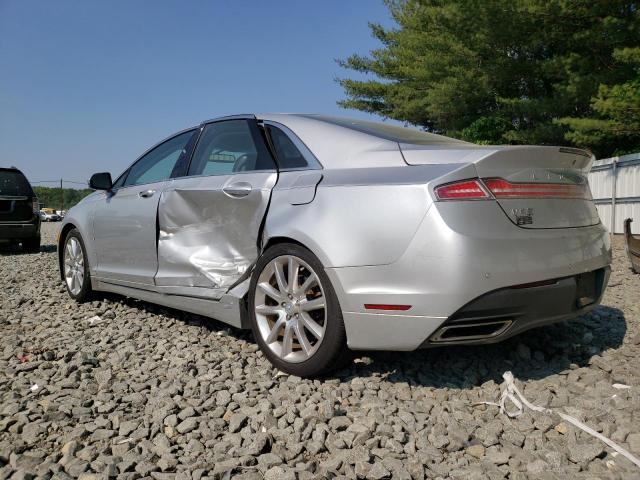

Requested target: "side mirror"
[{"left": 89, "top": 172, "right": 113, "bottom": 190}]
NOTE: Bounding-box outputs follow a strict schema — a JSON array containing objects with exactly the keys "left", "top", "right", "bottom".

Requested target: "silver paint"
[
  {"left": 92, "top": 180, "right": 168, "bottom": 286},
  {"left": 155, "top": 172, "right": 277, "bottom": 297},
  {"left": 59, "top": 113, "right": 612, "bottom": 354}
]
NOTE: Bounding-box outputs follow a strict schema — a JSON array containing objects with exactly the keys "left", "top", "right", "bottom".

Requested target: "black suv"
[{"left": 0, "top": 167, "right": 41, "bottom": 252}]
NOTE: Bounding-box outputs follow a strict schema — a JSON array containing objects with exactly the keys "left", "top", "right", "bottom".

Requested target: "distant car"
[
  {"left": 40, "top": 210, "right": 61, "bottom": 222},
  {"left": 58, "top": 114, "right": 611, "bottom": 376},
  {"left": 0, "top": 167, "right": 41, "bottom": 252}
]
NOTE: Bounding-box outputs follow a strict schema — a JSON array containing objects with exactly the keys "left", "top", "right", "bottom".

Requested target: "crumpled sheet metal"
[{"left": 155, "top": 188, "right": 264, "bottom": 297}]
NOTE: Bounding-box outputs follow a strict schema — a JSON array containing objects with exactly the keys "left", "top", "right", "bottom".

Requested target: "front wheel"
[
  {"left": 248, "top": 243, "right": 348, "bottom": 377},
  {"left": 62, "top": 229, "right": 93, "bottom": 302}
]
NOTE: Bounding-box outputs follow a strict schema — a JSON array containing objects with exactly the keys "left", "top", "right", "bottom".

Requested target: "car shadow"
[
  {"left": 89, "top": 291, "right": 626, "bottom": 388},
  {"left": 93, "top": 291, "right": 256, "bottom": 342},
  {"left": 332, "top": 305, "right": 627, "bottom": 388},
  {"left": 0, "top": 243, "right": 57, "bottom": 255}
]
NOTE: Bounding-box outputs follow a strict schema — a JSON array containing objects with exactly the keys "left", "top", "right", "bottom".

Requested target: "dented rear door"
[{"left": 154, "top": 118, "right": 278, "bottom": 299}]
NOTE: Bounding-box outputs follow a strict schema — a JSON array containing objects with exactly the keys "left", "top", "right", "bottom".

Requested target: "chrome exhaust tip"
[{"left": 430, "top": 319, "right": 513, "bottom": 343}]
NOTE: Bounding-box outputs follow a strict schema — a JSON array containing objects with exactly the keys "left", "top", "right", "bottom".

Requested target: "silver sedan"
[{"left": 58, "top": 114, "right": 611, "bottom": 376}]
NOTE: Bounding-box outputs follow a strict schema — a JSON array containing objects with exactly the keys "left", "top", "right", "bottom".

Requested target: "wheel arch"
[
  {"left": 261, "top": 229, "right": 332, "bottom": 267},
  {"left": 261, "top": 235, "right": 313, "bottom": 254}
]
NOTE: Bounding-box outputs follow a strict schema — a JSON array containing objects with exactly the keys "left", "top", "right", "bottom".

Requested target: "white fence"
[{"left": 588, "top": 152, "right": 640, "bottom": 234}]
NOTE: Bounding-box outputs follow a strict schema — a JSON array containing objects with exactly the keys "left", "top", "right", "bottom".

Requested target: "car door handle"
[
  {"left": 223, "top": 182, "right": 252, "bottom": 198},
  {"left": 138, "top": 189, "right": 156, "bottom": 198}
]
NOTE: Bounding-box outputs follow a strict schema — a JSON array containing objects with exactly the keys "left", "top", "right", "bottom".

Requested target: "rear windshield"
[
  {"left": 301, "top": 115, "right": 469, "bottom": 146},
  {"left": 0, "top": 170, "right": 34, "bottom": 196}
]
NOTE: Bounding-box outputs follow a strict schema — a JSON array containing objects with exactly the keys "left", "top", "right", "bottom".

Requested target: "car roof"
[
  {"left": 265, "top": 114, "right": 466, "bottom": 145},
  {"left": 256, "top": 113, "right": 469, "bottom": 169},
  {"left": 194, "top": 113, "right": 470, "bottom": 169}
]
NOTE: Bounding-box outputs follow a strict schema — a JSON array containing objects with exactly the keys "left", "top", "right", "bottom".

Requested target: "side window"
[
  {"left": 188, "top": 120, "right": 275, "bottom": 177},
  {"left": 266, "top": 124, "right": 321, "bottom": 170},
  {"left": 124, "top": 130, "right": 195, "bottom": 187},
  {"left": 112, "top": 171, "right": 128, "bottom": 189}
]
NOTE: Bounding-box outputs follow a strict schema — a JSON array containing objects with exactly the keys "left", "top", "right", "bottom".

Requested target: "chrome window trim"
[
  {"left": 107, "top": 115, "right": 320, "bottom": 191},
  {"left": 201, "top": 114, "right": 256, "bottom": 125},
  {"left": 168, "top": 169, "right": 278, "bottom": 182},
  {"left": 261, "top": 120, "right": 323, "bottom": 171}
]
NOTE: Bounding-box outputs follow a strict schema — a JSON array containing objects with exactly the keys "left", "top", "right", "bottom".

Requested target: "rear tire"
[
  {"left": 62, "top": 229, "right": 93, "bottom": 302},
  {"left": 248, "top": 243, "right": 348, "bottom": 377},
  {"left": 22, "top": 236, "right": 41, "bottom": 253}
]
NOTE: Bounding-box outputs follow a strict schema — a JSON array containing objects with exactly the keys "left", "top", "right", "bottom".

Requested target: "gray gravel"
[{"left": 1, "top": 223, "right": 639, "bottom": 479}]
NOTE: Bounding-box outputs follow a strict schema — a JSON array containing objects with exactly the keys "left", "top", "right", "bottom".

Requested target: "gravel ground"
[{"left": 1, "top": 223, "right": 639, "bottom": 479}]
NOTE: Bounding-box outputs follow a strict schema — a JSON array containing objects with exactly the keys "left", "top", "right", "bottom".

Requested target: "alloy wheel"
[
  {"left": 64, "top": 236, "right": 85, "bottom": 296},
  {"left": 254, "top": 255, "right": 327, "bottom": 363}
]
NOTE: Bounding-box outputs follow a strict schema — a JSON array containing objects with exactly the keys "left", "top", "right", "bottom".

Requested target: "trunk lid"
[{"left": 401, "top": 144, "right": 600, "bottom": 229}]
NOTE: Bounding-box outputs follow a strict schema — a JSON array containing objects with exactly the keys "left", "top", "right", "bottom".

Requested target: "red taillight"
[
  {"left": 364, "top": 304, "right": 412, "bottom": 311},
  {"left": 32, "top": 197, "right": 39, "bottom": 213},
  {"left": 434, "top": 180, "right": 490, "bottom": 200},
  {"left": 483, "top": 179, "right": 591, "bottom": 200}
]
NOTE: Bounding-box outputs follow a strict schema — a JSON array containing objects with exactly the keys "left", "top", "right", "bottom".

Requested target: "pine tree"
[{"left": 337, "top": 0, "right": 640, "bottom": 158}]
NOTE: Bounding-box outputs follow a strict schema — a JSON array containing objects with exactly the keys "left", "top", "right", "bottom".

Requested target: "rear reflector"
[
  {"left": 434, "top": 180, "right": 490, "bottom": 200},
  {"left": 364, "top": 304, "right": 412, "bottom": 311},
  {"left": 483, "top": 178, "right": 591, "bottom": 200}
]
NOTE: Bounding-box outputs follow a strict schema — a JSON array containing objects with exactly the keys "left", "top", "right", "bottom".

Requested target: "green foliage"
[
  {"left": 559, "top": 47, "right": 640, "bottom": 155},
  {"left": 337, "top": 0, "right": 640, "bottom": 158},
  {"left": 33, "top": 186, "right": 92, "bottom": 211}
]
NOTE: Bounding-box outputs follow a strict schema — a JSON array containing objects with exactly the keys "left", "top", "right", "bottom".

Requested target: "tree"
[
  {"left": 337, "top": 0, "right": 640, "bottom": 158},
  {"left": 559, "top": 47, "right": 640, "bottom": 155},
  {"left": 33, "top": 186, "right": 93, "bottom": 211}
]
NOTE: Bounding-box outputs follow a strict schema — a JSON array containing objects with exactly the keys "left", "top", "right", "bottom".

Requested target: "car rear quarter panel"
[
  {"left": 331, "top": 201, "right": 611, "bottom": 315},
  {"left": 329, "top": 200, "right": 611, "bottom": 350},
  {"left": 263, "top": 165, "right": 467, "bottom": 267}
]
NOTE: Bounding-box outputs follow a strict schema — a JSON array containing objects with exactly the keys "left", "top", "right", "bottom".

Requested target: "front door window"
[{"left": 124, "top": 130, "right": 195, "bottom": 186}]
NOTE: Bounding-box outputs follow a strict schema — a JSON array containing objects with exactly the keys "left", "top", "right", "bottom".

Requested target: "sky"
[{"left": 0, "top": 0, "right": 394, "bottom": 187}]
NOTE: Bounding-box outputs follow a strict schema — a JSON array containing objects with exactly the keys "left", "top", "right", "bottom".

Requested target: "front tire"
[
  {"left": 62, "top": 229, "right": 92, "bottom": 302},
  {"left": 248, "top": 243, "right": 348, "bottom": 377}
]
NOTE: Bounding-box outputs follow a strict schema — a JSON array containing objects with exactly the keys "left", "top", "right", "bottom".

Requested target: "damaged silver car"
[{"left": 58, "top": 114, "right": 612, "bottom": 376}]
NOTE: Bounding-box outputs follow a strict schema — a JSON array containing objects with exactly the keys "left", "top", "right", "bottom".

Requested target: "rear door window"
[
  {"left": 187, "top": 120, "right": 276, "bottom": 177},
  {"left": 0, "top": 170, "right": 33, "bottom": 196}
]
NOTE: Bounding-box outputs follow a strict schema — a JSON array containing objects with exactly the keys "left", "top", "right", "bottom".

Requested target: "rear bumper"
[
  {"left": 422, "top": 267, "right": 609, "bottom": 347},
  {"left": 327, "top": 201, "right": 612, "bottom": 351},
  {"left": 0, "top": 220, "right": 40, "bottom": 240}
]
